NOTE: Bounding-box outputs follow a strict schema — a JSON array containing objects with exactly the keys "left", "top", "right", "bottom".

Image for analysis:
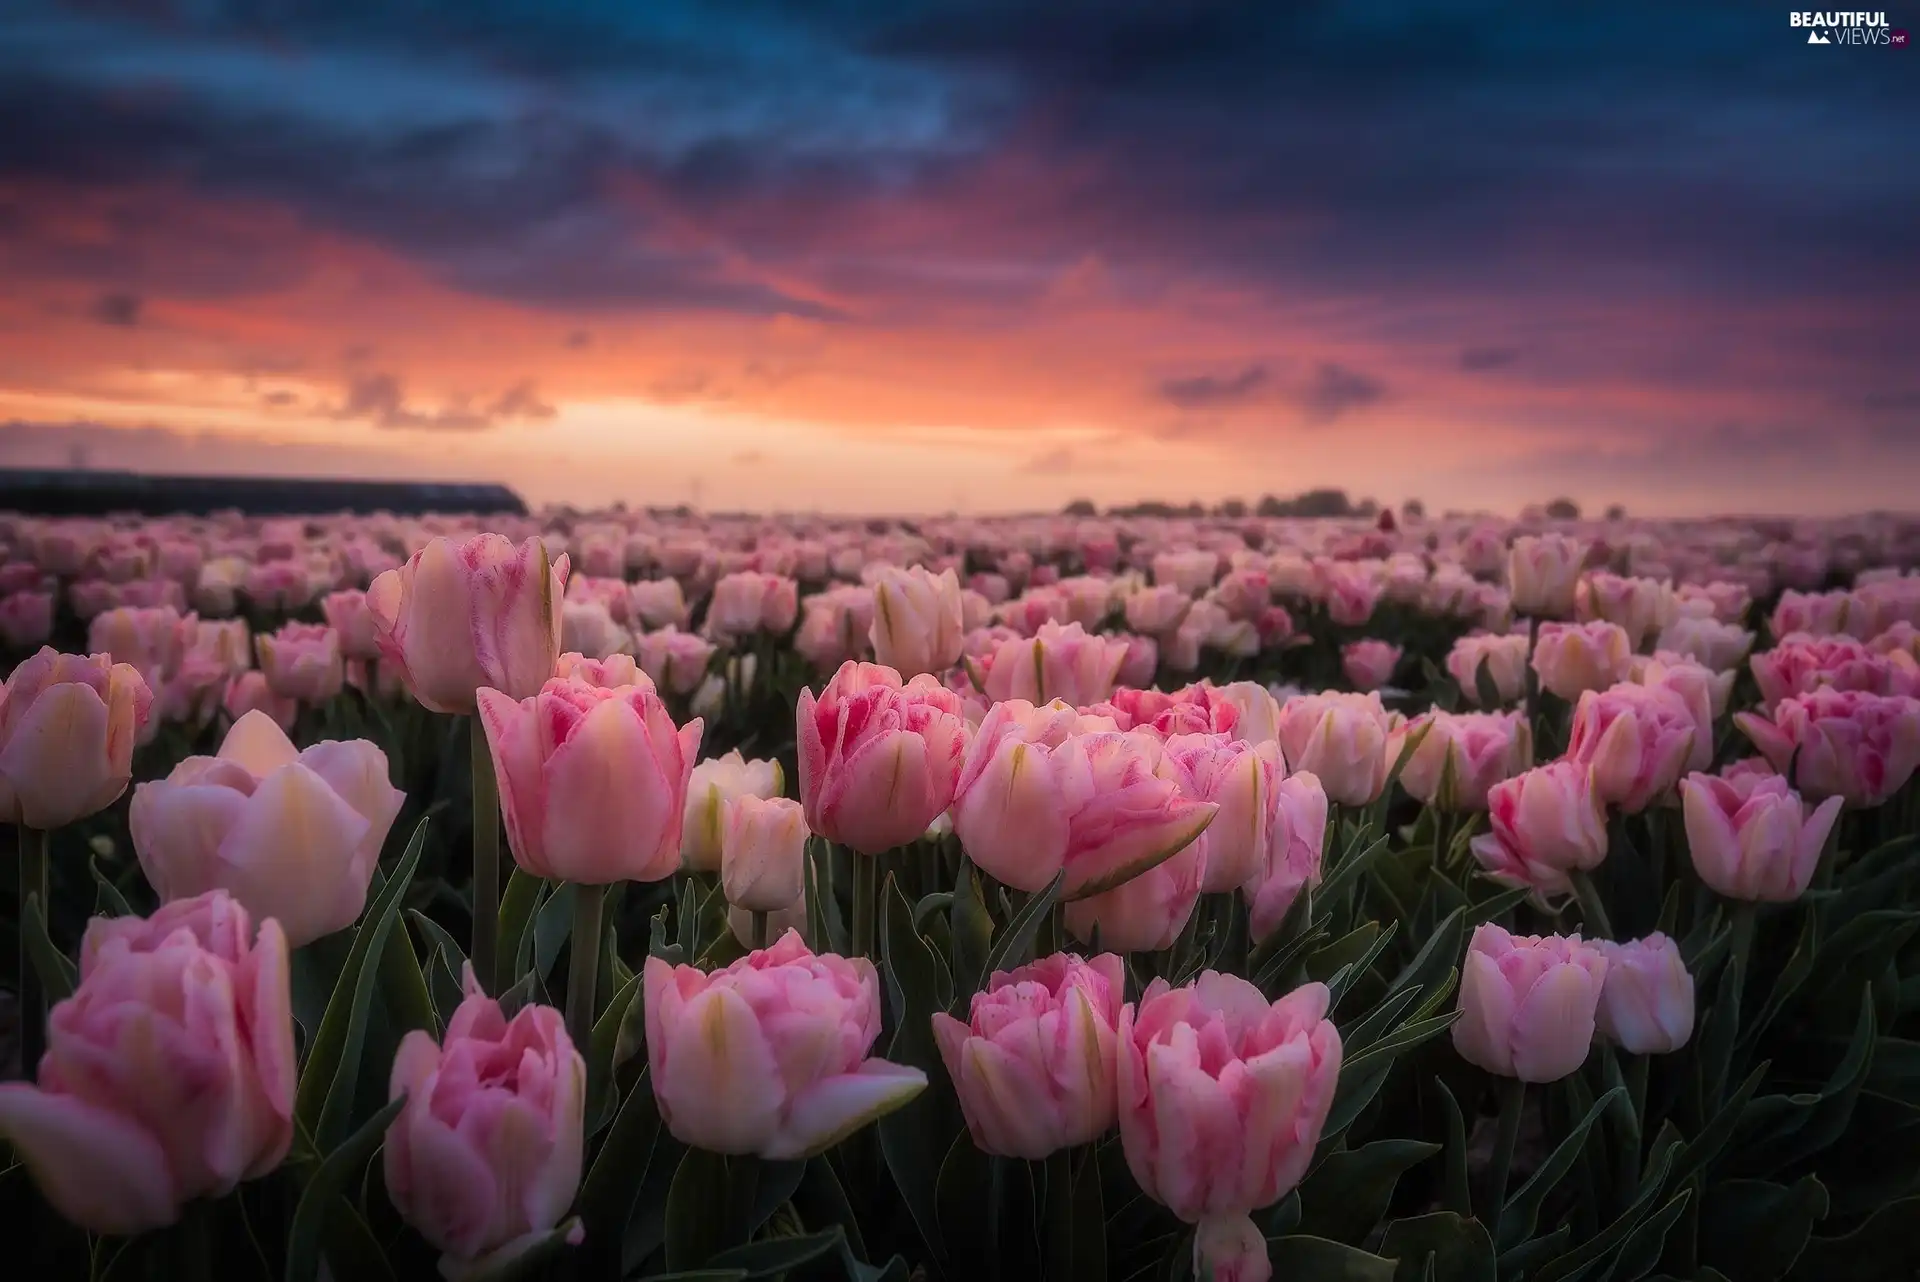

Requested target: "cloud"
[
  {"left": 565, "top": 329, "right": 593, "bottom": 349},
  {"left": 1296, "top": 363, "right": 1386, "bottom": 425},
  {"left": 1159, "top": 365, "right": 1268, "bottom": 410},
  {"left": 336, "top": 371, "right": 556, "bottom": 430},
  {"left": 1460, "top": 346, "right": 1520, "bottom": 371},
  {"left": 261, "top": 390, "right": 299, "bottom": 407},
  {"left": 89, "top": 290, "right": 142, "bottom": 326},
  {"left": 1019, "top": 444, "right": 1127, "bottom": 475}
]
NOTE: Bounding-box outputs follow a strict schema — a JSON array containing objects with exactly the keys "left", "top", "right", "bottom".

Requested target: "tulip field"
[{"left": 2, "top": 509, "right": 1919, "bottom": 1282}]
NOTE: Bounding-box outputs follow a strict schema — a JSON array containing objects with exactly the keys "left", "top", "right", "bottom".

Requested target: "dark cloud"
[
  {"left": 261, "top": 389, "right": 299, "bottom": 407},
  {"left": 1460, "top": 346, "right": 1519, "bottom": 372},
  {"left": 564, "top": 329, "right": 593, "bottom": 349},
  {"left": 88, "top": 290, "right": 142, "bottom": 326},
  {"left": 336, "top": 371, "right": 555, "bottom": 430},
  {"left": 1159, "top": 365, "right": 1267, "bottom": 410},
  {"left": 1296, "top": 363, "right": 1385, "bottom": 425}
]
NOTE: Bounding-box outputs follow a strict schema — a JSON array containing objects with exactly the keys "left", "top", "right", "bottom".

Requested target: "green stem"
[
  {"left": 566, "top": 882, "right": 607, "bottom": 1050},
  {"left": 1568, "top": 868, "right": 1614, "bottom": 941},
  {"left": 852, "top": 850, "right": 877, "bottom": 961},
  {"left": 17, "top": 825, "right": 49, "bottom": 1073},
  {"left": 1485, "top": 1076, "right": 1526, "bottom": 1238},
  {"left": 470, "top": 712, "right": 501, "bottom": 995},
  {"left": 1728, "top": 900, "right": 1757, "bottom": 997},
  {"left": 751, "top": 910, "right": 769, "bottom": 950},
  {"left": 1434, "top": 808, "right": 1458, "bottom": 868}
]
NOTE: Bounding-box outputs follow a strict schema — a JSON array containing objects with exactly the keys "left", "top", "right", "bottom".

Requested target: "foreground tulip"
[
  {"left": 1734, "top": 688, "right": 1920, "bottom": 807},
  {"left": 478, "top": 677, "right": 702, "bottom": 884},
  {"left": 644, "top": 933, "right": 926, "bottom": 1157},
  {"left": 1447, "top": 631, "right": 1529, "bottom": 705},
  {"left": 386, "top": 974, "right": 584, "bottom": 1274},
  {"left": 1275, "top": 691, "right": 1399, "bottom": 806},
  {"left": 1242, "top": 772, "right": 1329, "bottom": 941},
  {"left": 797, "top": 661, "right": 969, "bottom": 854},
  {"left": 0, "top": 892, "right": 294, "bottom": 1234},
  {"left": 0, "top": 647, "right": 153, "bottom": 829},
  {"left": 255, "top": 620, "right": 345, "bottom": 704},
  {"left": 1119, "top": 974, "right": 1341, "bottom": 1282},
  {"left": 367, "top": 533, "right": 568, "bottom": 714},
  {"left": 1679, "top": 771, "right": 1841, "bottom": 901},
  {"left": 1531, "top": 620, "right": 1632, "bottom": 701},
  {"left": 130, "top": 710, "right": 404, "bottom": 946},
  {"left": 931, "top": 952, "right": 1125, "bottom": 1158},
  {"left": 721, "top": 794, "right": 808, "bottom": 913},
  {"left": 869, "top": 564, "right": 965, "bottom": 677},
  {"left": 1565, "top": 683, "right": 1697, "bottom": 813},
  {"left": 1062, "top": 825, "right": 1207, "bottom": 952},
  {"left": 1394, "top": 710, "right": 1532, "bottom": 812},
  {"left": 1453, "top": 923, "right": 1607, "bottom": 1082},
  {"left": 1468, "top": 761, "right": 1609, "bottom": 900},
  {"left": 1508, "top": 533, "right": 1588, "bottom": 619},
  {"left": 1595, "top": 934, "right": 1693, "bottom": 1054},
  {"left": 1160, "top": 733, "right": 1286, "bottom": 892}
]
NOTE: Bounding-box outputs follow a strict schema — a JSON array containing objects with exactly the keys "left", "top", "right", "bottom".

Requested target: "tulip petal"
[
  {"left": 656, "top": 987, "right": 786, "bottom": 1154},
  {"left": 1509, "top": 963, "right": 1602, "bottom": 1083},
  {"left": 0, "top": 681, "right": 120, "bottom": 830},
  {"left": 216, "top": 763, "right": 375, "bottom": 946},
  {"left": 218, "top": 708, "right": 301, "bottom": 777},
  {"left": 767, "top": 1059, "right": 928, "bottom": 1160},
  {"left": 540, "top": 697, "right": 678, "bottom": 883},
  {"left": 130, "top": 778, "right": 249, "bottom": 904},
  {"left": 0, "top": 1085, "right": 180, "bottom": 1235}
]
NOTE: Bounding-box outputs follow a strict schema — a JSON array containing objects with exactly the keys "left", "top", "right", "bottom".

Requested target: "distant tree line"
[{"left": 1064, "top": 492, "right": 1622, "bottom": 521}]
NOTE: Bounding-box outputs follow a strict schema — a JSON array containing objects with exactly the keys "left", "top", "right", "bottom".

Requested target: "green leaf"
[
  {"left": 285, "top": 1094, "right": 406, "bottom": 1282},
  {"left": 981, "top": 870, "right": 1066, "bottom": 976},
  {"left": 1327, "top": 922, "right": 1401, "bottom": 1011},
  {"left": 1498, "top": 1086, "right": 1624, "bottom": 1250},
  {"left": 949, "top": 859, "right": 995, "bottom": 1007},
  {"left": 882, "top": 872, "right": 952, "bottom": 1023},
  {"left": 377, "top": 911, "right": 436, "bottom": 1039},
  {"left": 295, "top": 816, "right": 426, "bottom": 1153},
  {"left": 1669, "top": 1062, "right": 1768, "bottom": 1189},
  {"left": 1785, "top": 1193, "right": 1920, "bottom": 1282},
  {"left": 408, "top": 909, "right": 469, "bottom": 1025},
  {"left": 1338, "top": 1011, "right": 1461, "bottom": 1082},
  {"left": 1065, "top": 810, "right": 1212, "bottom": 901},
  {"left": 791, "top": 1154, "right": 869, "bottom": 1265},
  {"left": 1534, "top": 1139, "right": 1683, "bottom": 1282},
  {"left": 879, "top": 871, "right": 959, "bottom": 1271},
  {"left": 586, "top": 970, "right": 642, "bottom": 1132},
  {"left": 494, "top": 866, "right": 544, "bottom": 994},
  {"left": 707, "top": 1228, "right": 846, "bottom": 1278},
  {"left": 577, "top": 1067, "right": 664, "bottom": 1276},
  {"left": 663, "top": 1149, "right": 756, "bottom": 1271},
  {"left": 1699, "top": 1176, "right": 1829, "bottom": 1282},
  {"left": 1318, "top": 832, "right": 1394, "bottom": 910},
  {"left": 21, "top": 893, "right": 75, "bottom": 1003},
  {"left": 1341, "top": 987, "right": 1425, "bottom": 1056},
  {"left": 1733, "top": 989, "right": 1876, "bottom": 1176},
  {"left": 1602, "top": 1189, "right": 1692, "bottom": 1282},
  {"left": 1265, "top": 1234, "right": 1396, "bottom": 1281},
  {"left": 1434, "top": 1079, "right": 1472, "bottom": 1217},
  {"left": 1299, "top": 1139, "right": 1439, "bottom": 1245},
  {"left": 1474, "top": 655, "right": 1504, "bottom": 711},
  {"left": 1387, "top": 904, "right": 1468, "bottom": 1003},
  {"left": 453, "top": 1219, "right": 582, "bottom": 1282},
  {"left": 1044, "top": 1147, "right": 1107, "bottom": 1282},
  {"left": 1381, "top": 1212, "right": 1495, "bottom": 1282},
  {"left": 934, "top": 1132, "right": 994, "bottom": 1280},
  {"left": 90, "top": 854, "right": 134, "bottom": 917},
  {"left": 532, "top": 879, "right": 576, "bottom": 979}
]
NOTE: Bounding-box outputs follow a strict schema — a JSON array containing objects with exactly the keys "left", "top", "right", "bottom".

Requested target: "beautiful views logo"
[{"left": 1789, "top": 11, "right": 1900, "bottom": 43}]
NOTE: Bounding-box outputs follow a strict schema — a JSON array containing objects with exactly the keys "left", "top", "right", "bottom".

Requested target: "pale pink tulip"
[
  {"left": 1595, "top": 934, "right": 1693, "bottom": 1054},
  {"left": 931, "top": 952, "right": 1125, "bottom": 1158},
  {"left": 478, "top": 677, "right": 702, "bottom": 884},
  {"left": 1508, "top": 533, "right": 1589, "bottom": 619},
  {"left": 634, "top": 626, "right": 717, "bottom": 696},
  {"left": 1242, "top": 772, "right": 1329, "bottom": 941},
  {"left": 0, "top": 892, "right": 294, "bottom": 1234},
  {"left": 1750, "top": 633, "right": 1917, "bottom": 708},
  {"left": 0, "top": 590, "right": 53, "bottom": 649},
  {"left": 0, "top": 647, "right": 153, "bottom": 829},
  {"left": 255, "top": 621, "right": 345, "bottom": 704},
  {"left": 1446, "top": 632, "right": 1529, "bottom": 705},
  {"left": 978, "top": 620, "right": 1130, "bottom": 708},
  {"left": 1656, "top": 616, "right": 1754, "bottom": 672},
  {"left": 628, "top": 578, "right": 691, "bottom": 630},
  {"left": 1159, "top": 733, "right": 1286, "bottom": 892},
  {"left": 1679, "top": 771, "right": 1842, "bottom": 901},
  {"left": 1319, "top": 561, "right": 1382, "bottom": 627},
  {"left": 1733, "top": 688, "right": 1920, "bottom": 807},
  {"left": 223, "top": 669, "right": 296, "bottom": 731},
  {"left": 1341, "top": 638, "right": 1402, "bottom": 691},
  {"left": 721, "top": 794, "right": 808, "bottom": 912},
  {"left": 1393, "top": 710, "right": 1532, "bottom": 812},
  {"left": 553, "top": 651, "right": 652, "bottom": 690},
  {"left": 1566, "top": 683, "right": 1698, "bottom": 812},
  {"left": 1531, "top": 620, "right": 1633, "bottom": 701},
  {"left": 644, "top": 933, "right": 926, "bottom": 1157},
  {"left": 1453, "top": 924, "right": 1607, "bottom": 1082},
  {"left": 322, "top": 588, "right": 382, "bottom": 659},
  {"left": 797, "top": 661, "right": 969, "bottom": 854},
  {"left": 1469, "top": 761, "right": 1610, "bottom": 899},
  {"left": 1125, "top": 584, "right": 1193, "bottom": 635},
  {"left": 681, "top": 750, "right": 785, "bottom": 873},
  {"left": 869, "top": 564, "right": 965, "bottom": 678},
  {"left": 704, "top": 571, "right": 799, "bottom": 641},
  {"left": 1275, "top": 691, "right": 1400, "bottom": 806},
  {"left": 1577, "top": 573, "right": 1677, "bottom": 650}
]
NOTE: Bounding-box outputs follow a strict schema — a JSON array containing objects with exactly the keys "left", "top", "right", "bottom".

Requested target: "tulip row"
[{"left": 1, "top": 510, "right": 1918, "bottom": 1282}]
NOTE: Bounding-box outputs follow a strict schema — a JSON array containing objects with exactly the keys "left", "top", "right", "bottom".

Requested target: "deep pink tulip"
[
  {"left": 1734, "top": 688, "right": 1920, "bottom": 807},
  {"left": 797, "top": 661, "right": 969, "bottom": 854}
]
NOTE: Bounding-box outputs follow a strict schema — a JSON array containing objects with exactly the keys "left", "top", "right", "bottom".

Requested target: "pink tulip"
[
  {"left": 1103, "top": 684, "right": 1240, "bottom": 738},
  {"left": 560, "top": 599, "right": 632, "bottom": 660},
  {"left": 1453, "top": 923, "right": 1607, "bottom": 1082},
  {"left": 1595, "top": 934, "right": 1694, "bottom": 1054},
  {"left": 566, "top": 574, "right": 633, "bottom": 624},
  {"left": 1215, "top": 680, "right": 1283, "bottom": 745},
  {"left": 1750, "top": 633, "right": 1917, "bottom": 708},
  {"left": 1242, "top": 772, "right": 1329, "bottom": 941},
  {"left": 1531, "top": 621, "right": 1633, "bottom": 701},
  {"left": 1565, "top": 683, "right": 1698, "bottom": 813},
  {"left": 1770, "top": 588, "right": 1867, "bottom": 640},
  {"left": 366, "top": 533, "right": 569, "bottom": 714},
  {"left": 1469, "top": 760, "right": 1609, "bottom": 899},
  {"left": 254, "top": 620, "right": 345, "bottom": 704},
  {"left": 224, "top": 669, "right": 296, "bottom": 731},
  {"left": 1393, "top": 710, "right": 1532, "bottom": 812},
  {"left": 1152, "top": 549, "right": 1220, "bottom": 595},
  {"left": 629, "top": 578, "right": 691, "bottom": 630},
  {"left": 0, "top": 647, "right": 153, "bottom": 829},
  {"left": 1733, "top": 688, "right": 1920, "bottom": 807},
  {"left": 931, "top": 952, "right": 1126, "bottom": 1158},
  {"left": 634, "top": 626, "right": 718, "bottom": 696},
  {"left": 704, "top": 570, "right": 800, "bottom": 641},
  {"left": 68, "top": 578, "right": 120, "bottom": 620},
  {"left": 1062, "top": 813, "right": 1207, "bottom": 953},
  {"left": 1319, "top": 561, "right": 1382, "bottom": 627},
  {"left": 643, "top": 933, "right": 926, "bottom": 1157},
  {"left": 0, "top": 892, "right": 294, "bottom": 1234},
  {"left": 720, "top": 794, "right": 808, "bottom": 912},
  {"left": 1627, "top": 654, "right": 1720, "bottom": 771},
  {"left": 243, "top": 559, "right": 317, "bottom": 612},
  {"left": 88, "top": 604, "right": 189, "bottom": 688},
  {"left": 1275, "top": 691, "right": 1400, "bottom": 806},
  {"left": 1446, "top": 631, "right": 1529, "bottom": 705},
  {"left": 1341, "top": 638, "right": 1402, "bottom": 691},
  {"left": 1577, "top": 573, "right": 1677, "bottom": 650},
  {"left": 1125, "top": 584, "right": 1194, "bottom": 635},
  {"left": 385, "top": 975, "right": 584, "bottom": 1272},
  {"left": 1679, "top": 771, "right": 1842, "bottom": 901},
  {"left": 554, "top": 651, "right": 652, "bottom": 690},
  {"left": 0, "top": 562, "right": 47, "bottom": 595},
  {"left": 681, "top": 750, "right": 785, "bottom": 872},
  {"left": 1119, "top": 974, "right": 1341, "bottom": 1282},
  {"left": 1508, "top": 533, "right": 1589, "bottom": 619},
  {"left": 1159, "top": 733, "right": 1286, "bottom": 892},
  {"left": 1214, "top": 568, "right": 1272, "bottom": 621},
  {"left": 0, "top": 590, "right": 53, "bottom": 649},
  {"left": 1656, "top": 616, "right": 1754, "bottom": 671},
  {"left": 869, "top": 564, "right": 965, "bottom": 678},
  {"left": 187, "top": 618, "right": 252, "bottom": 675},
  {"left": 978, "top": 620, "right": 1131, "bottom": 708},
  {"left": 478, "top": 677, "right": 702, "bottom": 884},
  {"left": 321, "top": 589, "right": 382, "bottom": 659},
  {"left": 130, "top": 711, "right": 403, "bottom": 945},
  {"left": 1116, "top": 633, "right": 1159, "bottom": 688},
  {"left": 797, "top": 661, "right": 969, "bottom": 854}
]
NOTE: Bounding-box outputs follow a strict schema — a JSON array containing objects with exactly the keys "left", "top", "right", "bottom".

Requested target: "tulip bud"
[
  {"left": 1507, "top": 533, "right": 1589, "bottom": 619},
  {"left": 1468, "top": 760, "right": 1609, "bottom": 899},
  {"left": 682, "top": 750, "right": 785, "bottom": 872},
  {"left": 1595, "top": 934, "right": 1693, "bottom": 1054},
  {"left": 255, "top": 621, "right": 346, "bottom": 704},
  {"left": 1530, "top": 620, "right": 1632, "bottom": 702},
  {"left": 869, "top": 564, "right": 965, "bottom": 678},
  {"left": 0, "top": 647, "right": 153, "bottom": 829},
  {"left": 1679, "top": 771, "right": 1841, "bottom": 901},
  {"left": 721, "top": 794, "right": 808, "bottom": 912},
  {"left": 931, "top": 952, "right": 1125, "bottom": 1158},
  {"left": 1453, "top": 923, "right": 1607, "bottom": 1082}
]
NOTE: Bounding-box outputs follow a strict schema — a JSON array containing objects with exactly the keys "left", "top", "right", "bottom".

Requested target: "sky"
[{"left": 1, "top": 0, "right": 1916, "bottom": 516}]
